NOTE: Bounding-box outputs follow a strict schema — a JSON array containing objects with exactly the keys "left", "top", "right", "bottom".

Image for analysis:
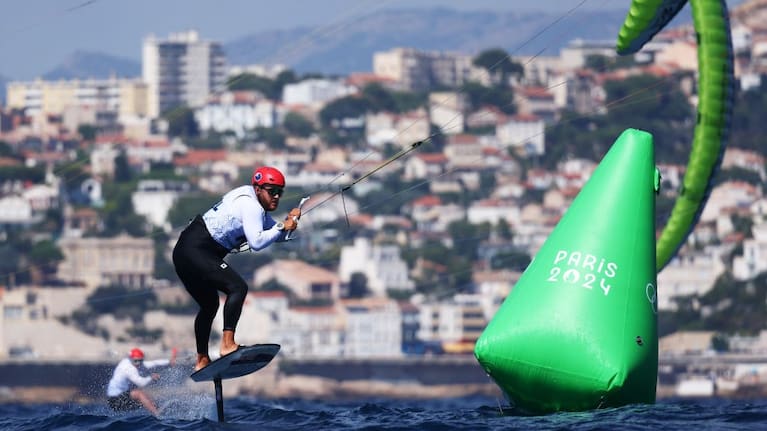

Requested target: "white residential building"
[
  {"left": 722, "top": 147, "right": 766, "bottom": 181},
  {"left": 142, "top": 30, "right": 227, "bottom": 117},
  {"left": 195, "top": 91, "right": 282, "bottom": 138},
  {"left": 429, "top": 91, "right": 467, "bottom": 135},
  {"left": 472, "top": 270, "right": 521, "bottom": 319},
  {"left": 467, "top": 198, "right": 521, "bottom": 226},
  {"left": 131, "top": 180, "right": 190, "bottom": 231},
  {"left": 342, "top": 298, "right": 402, "bottom": 358},
  {"left": 254, "top": 259, "right": 341, "bottom": 302},
  {"left": 403, "top": 153, "right": 448, "bottom": 181},
  {"left": 496, "top": 114, "right": 546, "bottom": 156},
  {"left": 700, "top": 181, "right": 761, "bottom": 223},
  {"left": 124, "top": 138, "right": 177, "bottom": 165},
  {"left": 0, "top": 195, "right": 37, "bottom": 225},
  {"left": 559, "top": 38, "right": 616, "bottom": 70},
  {"left": 273, "top": 306, "right": 345, "bottom": 358},
  {"left": 733, "top": 222, "right": 767, "bottom": 280},
  {"left": 228, "top": 63, "right": 288, "bottom": 79},
  {"left": 339, "top": 237, "right": 414, "bottom": 296},
  {"left": 90, "top": 144, "right": 120, "bottom": 177},
  {"left": 408, "top": 196, "right": 465, "bottom": 233},
  {"left": 365, "top": 109, "right": 430, "bottom": 148},
  {"left": 416, "top": 294, "right": 487, "bottom": 346},
  {"left": 657, "top": 246, "right": 727, "bottom": 310},
  {"left": 443, "top": 134, "right": 482, "bottom": 168},
  {"left": 282, "top": 79, "right": 356, "bottom": 107}
]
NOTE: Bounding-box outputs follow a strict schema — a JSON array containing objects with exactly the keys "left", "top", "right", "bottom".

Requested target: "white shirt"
[
  {"left": 106, "top": 358, "right": 170, "bottom": 397},
  {"left": 202, "top": 185, "right": 285, "bottom": 252}
]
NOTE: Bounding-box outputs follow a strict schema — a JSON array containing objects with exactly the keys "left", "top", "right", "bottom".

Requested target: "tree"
[
  {"left": 151, "top": 228, "right": 176, "bottom": 281},
  {"left": 167, "top": 193, "right": 219, "bottom": 229},
  {"left": 283, "top": 112, "right": 315, "bottom": 138},
  {"left": 163, "top": 106, "right": 199, "bottom": 138},
  {"left": 0, "top": 243, "right": 21, "bottom": 287},
  {"left": 28, "top": 240, "right": 64, "bottom": 283},
  {"left": 448, "top": 220, "right": 491, "bottom": 261},
  {"left": 584, "top": 54, "right": 637, "bottom": 72},
  {"left": 101, "top": 183, "right": 148, "bottom": 236},
  {"left": 0, "top": 141, "right": 15, "bottom": 157},
  {"left": 227, "top": 73, "right": 277, "bottom": 98},
  {"left": 496, "top": 219, "right": 513, "bottom": 241},
  {"left": 347, "top": 272, "right": 369, "bottom": 298},
  {"left": 462, "top": 81, "right": 515, "bottom": 114},
  {"left": 715, "top": 167, "right": 762, "bottom": 186},
  {"left": 319, "top": 96, "right": 371, "bottom": 128},
  {"left": 85, "top": 284, "right": 158, "bottom": 323},
  {"left": 490, "top": 250, "right": 531, "bottom": 271},
  {"left": 0, "top": 165, "right": 45, "bottom": 183},
  {"left": 34, "top": 207, "right": 64, "bottom": 234},
  {"left": 362, "top": 83, "right": 398, "bottom": 112},
  {"left": 711, "top": 333, "right": 729, "bottom": 352},
  {"left": 472, "top": 48, "right": 524, "bottom": 86},
  {"left": 274, "top": 70, "right": 299, "bottom": 97},
  {"left": 77, "top": 124, "right": 97, "bottom": 141},
  {"left": 731, "top": 213, "right": 754, "bottom": 239},
  {"left": 730, "top": 81, "right": 767, "bottom": 152},
  {"left": 113, "top": 151, "right": 133, "bottom": 183},
  {"left": 255, "top": 127, "right": 286, "bottom": 149}
]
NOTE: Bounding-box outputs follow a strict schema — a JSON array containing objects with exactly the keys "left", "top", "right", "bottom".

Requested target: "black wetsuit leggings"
[{"left": 172, "top": 215, "right": 248, "bottom": 355}]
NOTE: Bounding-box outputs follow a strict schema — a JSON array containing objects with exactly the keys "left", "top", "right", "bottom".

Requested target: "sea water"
[{"left": 1, "top": 395, "right": 766, "bottom": 430}]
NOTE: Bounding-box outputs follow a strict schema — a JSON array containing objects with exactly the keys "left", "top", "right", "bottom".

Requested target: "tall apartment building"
[
  {"left": 373, "top": 47, "right": 479, "bottom": 92},
  {"left": 142, "top": 30, "right": 227, "bottom": 117}
]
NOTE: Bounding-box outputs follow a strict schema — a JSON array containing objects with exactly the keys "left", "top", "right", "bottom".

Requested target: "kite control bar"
[{"left": 286, "top": 196, "right": 310, "bottom": 240}]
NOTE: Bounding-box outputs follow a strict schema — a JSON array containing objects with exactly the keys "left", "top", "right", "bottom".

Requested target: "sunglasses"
[
  {"left": 132, "top": 359, "right": 143, "bottom": 364},
  {"left": 261, "top": 186, "right": 284, "bottom": 197}
]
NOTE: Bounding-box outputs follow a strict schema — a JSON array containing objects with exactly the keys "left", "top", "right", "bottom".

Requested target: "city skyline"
[{"left": 0, "top": 0, "right": 629, "bottom": 80}]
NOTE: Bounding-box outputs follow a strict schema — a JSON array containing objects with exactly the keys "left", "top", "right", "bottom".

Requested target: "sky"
[{"left": 0, "top": 0, "right": 629, "bottom": 80}]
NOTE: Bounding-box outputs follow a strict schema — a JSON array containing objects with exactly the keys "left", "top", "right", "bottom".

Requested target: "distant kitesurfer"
[
  {"left": 172, "top": 166, "right": 300, "bottom": 372},
  {"left": 106, "top": 347, "right": 177, "bottom": 416}
]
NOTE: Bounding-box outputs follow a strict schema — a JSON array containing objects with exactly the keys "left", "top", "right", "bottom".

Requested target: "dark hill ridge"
[
  {"left": 42, "top": 50, "right": 141, "bottom": 81},
  {"left": 224, "top": 7, "right": 635, "bottom": 74},
  {"left": 34, "top": 6, "right": 691, "bottom": 80}
]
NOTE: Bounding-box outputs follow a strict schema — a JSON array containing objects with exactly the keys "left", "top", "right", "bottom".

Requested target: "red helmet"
[
  {"left": 129, "top": 348, "right": 145, "bottom": 360},
  {"left": 252, "top": 166, "right": 285, "bottom": 187}
]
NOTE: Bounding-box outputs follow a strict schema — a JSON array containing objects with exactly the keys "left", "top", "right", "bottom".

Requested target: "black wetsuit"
[
  {"left": 173, "top": 215, "right": 249, "bottom": 354},
  {"left": 172, "top": 186, "right": 285, "bottom": 356}
]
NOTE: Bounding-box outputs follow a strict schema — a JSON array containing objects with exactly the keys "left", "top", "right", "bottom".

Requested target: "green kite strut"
[{"left": 617, "top": 0, "right": 734, "bottom": 271}]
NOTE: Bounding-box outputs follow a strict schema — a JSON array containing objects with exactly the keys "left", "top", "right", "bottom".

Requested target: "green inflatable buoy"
[{"left": 474, "top": 128, "right": 659, "bottom": 413}]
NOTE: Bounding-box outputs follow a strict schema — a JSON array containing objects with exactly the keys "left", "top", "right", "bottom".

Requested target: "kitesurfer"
[
  {"left": 172, "top": 166, "right": 301, "bottom": 371},
  {"left": 106, "top": 347, "right": 177, "bottom": 416}
]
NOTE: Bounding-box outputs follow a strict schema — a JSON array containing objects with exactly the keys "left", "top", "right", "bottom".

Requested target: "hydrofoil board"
[{"left": 190, "top": 343, "right": 280, "bottom": 382}]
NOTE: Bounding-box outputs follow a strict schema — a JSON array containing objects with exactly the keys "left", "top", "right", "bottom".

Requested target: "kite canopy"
[{"left": 617, "top": 0, "right": 735, "bottom": 271}]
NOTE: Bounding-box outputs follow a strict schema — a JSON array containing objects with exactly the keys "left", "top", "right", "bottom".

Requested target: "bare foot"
[
  {"left": 194, "top": 355, "right": 211, "bottom": 371},
  {"left": 219, "top": 344, "right": 241, "bottom": 357}
]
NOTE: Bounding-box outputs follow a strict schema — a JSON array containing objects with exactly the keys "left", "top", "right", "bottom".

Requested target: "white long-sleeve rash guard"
[
  {"left": 202, "top": 185, "right": 286, "bottom": 252},
  {"left": 106, "top": 358, "right": 170, "bottom": 397}
]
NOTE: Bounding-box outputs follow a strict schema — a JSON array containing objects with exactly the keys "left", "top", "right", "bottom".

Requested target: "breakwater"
[{"left": 3, "top": 355, "right": 767, "bottom": 403}]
